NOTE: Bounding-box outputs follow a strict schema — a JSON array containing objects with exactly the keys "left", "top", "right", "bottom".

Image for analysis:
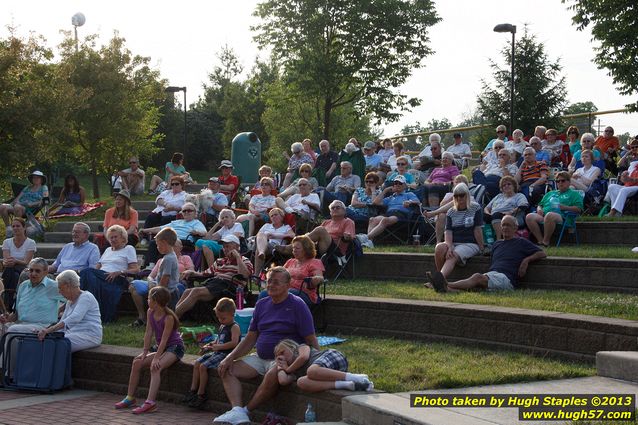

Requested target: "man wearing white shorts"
[{"left": 428, "top": 216, "right": 546, "bottom": 292}]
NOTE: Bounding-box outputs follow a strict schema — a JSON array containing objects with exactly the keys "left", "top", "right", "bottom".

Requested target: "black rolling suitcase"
[{"left": 1, "top": 331, "right": 72, "bottom": 392}]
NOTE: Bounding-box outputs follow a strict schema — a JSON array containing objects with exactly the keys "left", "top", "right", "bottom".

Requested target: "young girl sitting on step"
[
  {"left": 114, "top": 286, "right": 185, "bottom": 414},
  {"left": 274, "top": 339, "right": 374, "bottom": 392}
]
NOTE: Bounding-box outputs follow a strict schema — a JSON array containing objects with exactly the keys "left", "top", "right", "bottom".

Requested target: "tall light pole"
[
  {"left": 71, "top": 13, "right": 86, "bottom": 53},
  {"left": 165, "top": 86, "right": 187, "bottom": 153},
  {"left": 493, "top": 23, "right": 516, "bottom": 135}
]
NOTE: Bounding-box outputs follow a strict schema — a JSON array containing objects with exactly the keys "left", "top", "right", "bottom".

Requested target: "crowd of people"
[{"left": 1, "top": 125, "right": 637, "bottom": 420}]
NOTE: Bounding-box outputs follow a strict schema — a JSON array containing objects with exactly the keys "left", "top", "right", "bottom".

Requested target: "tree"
[
  {"left": 58, "top": 33, "right": 165, "bottom": 198},
  {"left": 563, "top": 0, "right": 638, "bottom": 111},
  {"left": 563, "top": 101, "right": 598, "bottom": 134},
  {"left": 477, "top": 27, "right": 568, "bottom": 135},
  {"left": 0, "top": 28, "right": 74, "bottom": 187},
  {"left": 252, "top": 0, "right": 441, "bottom": 139}
]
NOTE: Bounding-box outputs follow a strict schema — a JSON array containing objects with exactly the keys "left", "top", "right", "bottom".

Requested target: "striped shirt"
[
  {"left": 445, "top": 202, "right": 484, "bottom": 244},
  {"left": 519, "top": 161, "right": 549, "bottom": 184},
  {"left": 208, "top": 255, "right": 254, "bottom": 282}
]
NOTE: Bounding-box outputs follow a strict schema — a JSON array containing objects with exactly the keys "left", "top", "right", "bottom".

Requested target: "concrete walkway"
[{"left": 342, "top": 376, "right": 638, "bottom": 425}]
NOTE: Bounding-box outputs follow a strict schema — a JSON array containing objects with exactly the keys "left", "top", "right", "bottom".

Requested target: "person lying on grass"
[
  {"left": 274, "top": 339, "right": 373, "bottom": 392},
  {"left": 426, "top": 215, "right": 546, "bottom": 292}
]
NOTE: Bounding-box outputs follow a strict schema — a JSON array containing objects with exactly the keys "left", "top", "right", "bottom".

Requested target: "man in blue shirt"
[
  {"left": 427, "top": 216, "right": 546, "bottom": 292},
  {"left": 48, "top": 222, "right": 100, "bottom": 274},
  {"left": 364, "top": 175, "right": 420, "bottom": 244},
  {"left": 363, "top": 141, "right": 383, "bottom": 170}
]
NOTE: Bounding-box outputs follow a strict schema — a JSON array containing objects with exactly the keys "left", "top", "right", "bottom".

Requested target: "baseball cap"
[
  {"left": 218, "top": 160, "right": 233, "bottom": 169},
  {"left": 221, "top": 234, "right": 240, "bottom": 245},
  {"left": 392, "top": 175, "right": 407, "bottom": 184}
]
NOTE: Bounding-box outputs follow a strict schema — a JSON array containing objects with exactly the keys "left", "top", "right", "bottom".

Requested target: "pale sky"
[{"left": 3, "top": 0, "right": 637, "bottom": 139}]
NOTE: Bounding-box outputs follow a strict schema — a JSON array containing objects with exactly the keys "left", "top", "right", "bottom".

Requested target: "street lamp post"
[
  {"left": 493, "top": 23, "right": 516, "bottom": 135},
  {"left": 165, "top": 86, "right": 187, "bottom": 154},
  {"left": 71, "top": 13, "right": 86, "bottom": 53}
]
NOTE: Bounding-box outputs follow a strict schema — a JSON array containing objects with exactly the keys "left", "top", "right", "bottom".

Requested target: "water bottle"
[
  {"left": 235, "top": 285, "right": 244, "bottom": 310},
  {"left": 550, "top": 195, "right": 560, "bottom": 213},
  {"left": 412, "top": 230, "right": 420, "bottom": 246},
  {"left": 304, "top": 402, "right": 316, "bottom": 422},
  {"left": 483, "top": 224, "right": 495, "bottom": 246}
]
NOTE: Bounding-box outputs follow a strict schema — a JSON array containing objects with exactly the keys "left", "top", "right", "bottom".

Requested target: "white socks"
[
  {"left": 345, "top": 373, "right": 369, "bottom": 384},
  {"left": 335, "top": 380, "right": 355, "bottom": 390}
]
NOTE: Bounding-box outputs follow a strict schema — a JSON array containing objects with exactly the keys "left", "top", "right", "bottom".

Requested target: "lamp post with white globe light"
[
  {"left": 71, "top": 13, "right": 86, "bottom": 53},
  {"left": 493, "top": 23, "right": 516, "bottom": 135},
  {"left": 165, "top": 86, "right": 187, "bottom": 154}
]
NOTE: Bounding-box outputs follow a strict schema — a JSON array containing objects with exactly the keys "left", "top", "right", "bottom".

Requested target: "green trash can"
[{"left": 231, "top": 132, "right": 261, "bottom": 185}]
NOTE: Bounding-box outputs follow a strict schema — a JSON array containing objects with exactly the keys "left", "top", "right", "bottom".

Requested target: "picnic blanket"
[{"left": 47, "top": 202, "right": 105, "bottom": 219}]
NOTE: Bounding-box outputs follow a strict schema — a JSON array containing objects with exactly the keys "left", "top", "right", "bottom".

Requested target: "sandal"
[
  {"left": 132, "top": 400, "right": 157, "bottom": 414},
  {"left": 114, "top": 397, "right": 136, "bottom": 409}
]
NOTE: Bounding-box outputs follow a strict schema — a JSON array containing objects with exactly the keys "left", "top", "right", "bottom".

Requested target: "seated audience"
[
  {"left": 483, "top": 176, "right": 529, "bottom": 240},
  {"left": 384, "top": 157, "right": 417, "bottom": 189},
  {"left": 387, "top": 141, "right": 413, "bottom": 171},
  {"left": 346, "top": 173, "right": 382, "bottom": 222},
  {"left": 515, "top": 147, "right": 549, "bottom": 205},
  {"left": 303, "top": 139, "right": 318, "bottom": 162},
  {"left": 218, "top": 160, "right": 240, "bottom": 203},
  {"left": 275, "top": 178, "right": 320, "bottom": 218},
  {"left": 595, "top": 126, "right": 620, "bottom": 175},
  {"left": 525, "top": 171, "right": 584, "bottom": 247},
  {"left": 0, "top": 258, "right": 63, "bottom": 335},
  {"left": 130, "top": 237, "right": 194, "bottom": 327},
  {"left": 430, "top": 183, "right": 483, "bottom": 280},
  {"left": 566, "top": 125, "right": 581, "bottom": 156},
  {"left": 95, "top": 190, "right": 139, "bottom": 252},
  {"left": 323, "top": 161, "right": 361, "bottom": 207},
  {"left": 248, "top": 166, "right": 274, "bottom": 197},
  {"left": 605, "top": 163, "right": 638, "bottom": 217},
  {"left": 149, "top": 152, "right": 193, "bottom": 194},
  {"left": 37, "top": 270, "right": 102, "bottom": 352},
  {"left": 378, "top": 138, "right": 394, "bottom": 163},
  {"left": 283, "top": 142, "right": 314, "bottom": 188},
  {"left": 473, "top": 148, "right": 517, "bottom": 198},
  {"left": 363, "top": 141, "right": 383, "bottom": 171},
  {"left": 52, "top": 174, "right": 86, "bottom": 215},
  {"left": 365, "top": 175, "right": 420, "bottom": 244},
  {"left": 141, "top": 202, "right": 206, "bottom": 267},
  {"left": 414, "top": 134, "right": 444, "bottom": 172},
  {"left": 570, "top": 149, "right": 601, "bottom": 191},
  {"left": 237, "top": 177, "right": 277, "bottom": 237},
  {"left": 202, "top": 177, "right": 229, "bottom": 224},
  {"left": 213, "top": 267, "right": 318, "bottom": 425},
  {"left": 254, "top": 208, "right": 295, "bottom": 274},
  {"left": 447, "top": 132, "right": 472, "bottom": 167},
  {"left": 275, "top": 339, "right": 373, "bottom": 392},
  {"left": 80, "top": 225, "right": 140, "bottom": 323},
  {"left": 482, "top": 125, "right": 508, "bottom": 158},
  {"left": 315, "top": 140, "right": 339, "bottom": 182},
  {"left": 528, "top": 137, "right": 551, "bottom": 164},
  {"left": 0, "top": 170, "right": 49, "bottom": 236},
  {"left": 2, "top": 218, "right": 36, "bottom": 310},
  {"left": 338, "top": 142, "right": 366, "bottom": 181},
  {"left": 617, "top": 137, "right": 638, "bottom": 175},
  {"left": 176, "top": 234, "right": 252, "bottom": 318},
  {"left": 422, "top": 152, "right": 460, "bottom": 207},
  {"left": 143, "top": 176, "right": 186, "bottom": 230},
  {"left": 48, "top": 222, "right": 100, "bottom": 274},
  {"left": 568, "top": 133, "right": 600, "bottom": 172},
  {"left": 505, "top": 129, "right": 527, "bottom": 159},
  {"left": 541, "top": 129, "right": 564, "bottom": 163},
  {"left": 117, "top": 157, "right": 145, "bottom": 195},
  {"left": 278, "top": 163, "right": 318, "bottom": 200},
  {"left": 195, "top": 208, "right": 244, "bottom": 268},
  {"left": 424, "top": 175, "right": 472, "bottom": 243},
  {"left": 427, "top": 216, "right": 546, "bottom": 292}
]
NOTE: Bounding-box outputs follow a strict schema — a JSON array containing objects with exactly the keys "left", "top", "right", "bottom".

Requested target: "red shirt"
[
  {"left": 284, "top": 258, "right": 325, "bottom": 303},
  {"left": 219, "top": 174, "right": 239, "bottom": 202},
  {"left": 321, "top": 218, "right": 355, "bottom": 255}
]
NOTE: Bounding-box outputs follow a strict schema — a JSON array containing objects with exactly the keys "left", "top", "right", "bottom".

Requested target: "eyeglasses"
[
  {"left": 392, "top": 181, "right": 404, "bottom": 186},
  {"left": 171, "top": 182, "right": 181, "bottom": 186},
  {"left": 181, "top": 209, "right": 195, "bottom": 213},
  {"left": 129, "top": 161, "right": 137, "bottom": 164},
  {"left": 631, "top": 146, "right": 638, "bottom": 149},
  {"left": 396, "top": 162, "right": 407, "bottom": 166},
  {"left": 329, "top": 206, "right": 344, "bottom": 210},
  {"left": 28, "top": 268, "right": 44, "bottom": 273},
  {"left": 298, "top": 183, "right": 309, "bottom": 186},
  {"left": 604, "top": 130, "right": 613, "bottom": 133},
  {"left": 494, "top": 146, "right": 503, "bottom": 150},
  {"left": 556, "top": 179, "right": 568, "bottom": 183},
  {"left": 365, "top": 180, "right": 375, "bottom": 183},
  {"left": 496, "top": 130, "right": 505, "bottom": 134},
  {"left": 453, "top": 194, "right": 467, "bottom": 198},
  {"left": 501, "top": 183, "right": 513, "bottom": 187},
  {"left": 568, "top": 132, "right": 577, "bottom": 135}
]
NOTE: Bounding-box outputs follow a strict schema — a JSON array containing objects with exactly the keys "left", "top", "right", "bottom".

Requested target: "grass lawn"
[
  {"left": 326, "top": 280, "right": 638, "bottom": 321},
  {"left": 103, "top": 316, "right": 593, "bottom": 393},
  {"left": 365, "top": 244, "right": 638, "bottom": 259}
]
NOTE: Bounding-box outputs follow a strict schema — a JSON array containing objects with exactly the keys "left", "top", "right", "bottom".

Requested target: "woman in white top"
[
  {"left": 143, "top": 176, "right": 187, "bottom": 230},
  {"left": 570, "top": 149, "right": 601, "bottom": 191},
  {"left": 505, "top": 129, "right": 527, "bottom": 159},
  {"left": 38, "top": 270, "right": 102, "bottom": 352},
  {"left": 195, "top": 208, "right": 245, "bottom": 268},
  {"left": 79, "top": 225, "right": 139, "bottom": 323},
  {"left": 236, "top": 177, "right": 277, "bottom": 237},
  {"left": 254, "top": 208, "right": 294, "bottom": 274},
  {"left": 484, "top": 176, "right": 529, "bottom": 239},
  {"left": 2, "top": 217, "right": 36, "bottom": 311}
]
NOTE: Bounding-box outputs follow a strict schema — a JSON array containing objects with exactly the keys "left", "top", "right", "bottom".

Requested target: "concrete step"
[
  {"left": 597, "top": 351, "right": 638, "bottom": 382},
  {"left": 53, "top": 221, "right": 144, "bottom": 232},
  {"left": 44, "top": 232, "right": 74, "bottom": 243},
  {"left": 185, "top": 183, "right": 206, "bottom": 192},
  {"left": 131, "top": 200, "right": 156, "bottom": 210},
  {"left": 36, "top": 243, "right": 70, "bottom": 259}
]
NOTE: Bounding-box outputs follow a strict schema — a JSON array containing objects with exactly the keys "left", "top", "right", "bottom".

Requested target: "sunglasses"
[
  {"left": 300, "top": 169, "right": 311, "bottom": 173},
  {"left": 181, "top": 209, "right": 195, "bottom": 213},
  {"left": 396, "top": 162, "right": 407, "bottom": 166},
  {"left": 568, "top": 132, "right": 577, "bottom": 135},
  {"left": 496, "top": 130, "right": 505, "bottom": 134},
  {"left": 171, "top": 182, "right": 182, "bottom": 186},
  {"left": 453, "top": 194, "right": 467, "bottom": 198},
  {"left": 392, "top": 181, "right": 404, "bottom": 186},
  {"left": 129, "top": 161, "right": 137, "bottom": 164},
  {"left": 556, "top": 179, "right": 568, "bottom": 183},
  {"left": 494, "top": 146, "right": 503, "bottom": 150}
]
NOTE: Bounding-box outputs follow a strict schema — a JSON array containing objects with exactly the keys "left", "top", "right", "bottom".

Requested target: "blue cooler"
[{"left": 234, "top": 308, "right": 254, "bottom": 336}]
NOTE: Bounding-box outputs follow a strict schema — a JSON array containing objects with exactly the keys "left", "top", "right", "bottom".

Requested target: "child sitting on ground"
[
  {"left": 274, "top": 339, "right": 374, "bottom": 392},
  {"left": 183, "top": 297, "right": 241, "bottom": 409},
  {"left": 114, "top": 286, "right": 185, "bottom": 414}
]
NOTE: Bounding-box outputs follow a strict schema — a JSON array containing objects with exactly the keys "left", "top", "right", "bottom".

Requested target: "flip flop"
[{"left": 430, "top": 271, "right": 448, "bottom": 293}]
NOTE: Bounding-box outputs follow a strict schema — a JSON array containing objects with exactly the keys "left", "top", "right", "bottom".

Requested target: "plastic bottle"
[
  {"left": 304, "top": 402, "right": 316, "bottom": 422},
  {"left": 483, "top": 225, "right": 495, "bottom": 246},
  {"left": 235, "top": 285, "right": 244, "bottom": 310},
  {"left": 550, "top": 195, "right": 560, "bottom": 213},
  {"left": 412, "top": 230, "right": 420, "bottom": 246}
]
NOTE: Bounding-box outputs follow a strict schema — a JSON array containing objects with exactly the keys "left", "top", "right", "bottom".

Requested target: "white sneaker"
[
  {"left": 145, "top": 262, "right": 155, "bottom": 271},
  {"left": 213, "top": 406, "right": 250, "bottom": 424},
  {"left": 5, "top": 225, "right": 13, "bottom": 238},
  {"left": 632, "top": 247, "right": 638, "bottom": 253}
]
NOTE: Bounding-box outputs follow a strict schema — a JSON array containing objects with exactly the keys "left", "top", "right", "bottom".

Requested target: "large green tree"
[
  {"left": 58, "top": 33, "right": 165, "bottom": 198},
  {"left": 0, "top": 29, "right": 74, "bottom": 187},
  {"left": 563, "top": 0, "right": 638, "bottom": 111},
  {"left": 252, "top": 0, "right": 440, "bottom": 139},
  {"left": 477, "top": 27, "right": 568, "bottom": 135}
]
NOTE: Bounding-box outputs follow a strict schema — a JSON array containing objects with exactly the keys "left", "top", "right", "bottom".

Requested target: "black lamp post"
[
  {"left": 165, "top": 86, "right": 187, "bottom": 153},
  {"left": 493, "top": 23, "right": 516, "bottom": 135}
]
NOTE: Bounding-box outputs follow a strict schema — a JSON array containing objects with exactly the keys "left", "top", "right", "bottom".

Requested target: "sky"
[{"left": 2, "top": 0, "right": 637, "bottom": 139}]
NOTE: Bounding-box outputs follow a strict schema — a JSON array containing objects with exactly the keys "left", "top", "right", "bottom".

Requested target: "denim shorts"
[{"left": 150, "top": 343, "right": 185, "bottom": 360}]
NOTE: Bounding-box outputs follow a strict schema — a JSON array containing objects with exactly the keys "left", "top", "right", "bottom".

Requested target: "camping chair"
[
  {"left": 555, "top": 191, "right": 584, "bottom": 247},
  {"left": 321, "top": 238, "right": 360, "bottom": 283},
  {"left": 375, "top": 204, "right": 435, "bottom": 245},
  {"left": 300, "top": 277, "right": 329, "bottom": 332}
]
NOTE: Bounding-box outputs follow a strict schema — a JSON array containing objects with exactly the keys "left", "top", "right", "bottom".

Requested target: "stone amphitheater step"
[
  {"left": 185, "top": 183, "right": 206, "bottom": 192},
  {"left": 53, "top": 221, "right": 145, "bottom": 232},
  {"left": 597, "top": 351, "right": 638, "bottom": 383},
  {"left": 131, "top": 200, "right": 156, "bottom": 210}
]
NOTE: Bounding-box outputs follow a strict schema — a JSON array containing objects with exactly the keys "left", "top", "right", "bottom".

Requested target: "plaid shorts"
[
  {"left": 197, "top": 351, "right": 228, "bottom": 369},
  {"left": 312, "top": 349, "right": 348, "bottom": 372}
]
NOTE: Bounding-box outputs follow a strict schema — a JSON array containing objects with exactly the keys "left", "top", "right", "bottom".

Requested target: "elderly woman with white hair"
[
  {"left": 283, "top": 142, "right": 314, "bottom": 188},
  {"left": 473, "top": 148, "right": 518, "bottom": 198},
  {"left": 80, "top": 224, "right": 140, "bottom": 323},
  {"left": 567, "top": 133, "right": 601, "bottom": 173},
  {"left": 37, "top": 270, "right": 102, "bottom": 352},
  {"left": 427, "top": 183, "right": 484, "bottom": 285},
  {"left": 482, "top": 125, "right": 508, "bottom": 158},
  {"left": 505, "top": 129, "right": 527, "bottom": 159},
  {"left": 415, "top": 134, "right": 444, "bottom": 172},
  {"left": 421, "top": 151, "right": 460, "bottom": 207}
]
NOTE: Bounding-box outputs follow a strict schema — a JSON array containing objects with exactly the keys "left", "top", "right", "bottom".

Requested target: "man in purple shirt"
[{"left": 214, "top": 267, "right": 319, "bottom": 424}]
